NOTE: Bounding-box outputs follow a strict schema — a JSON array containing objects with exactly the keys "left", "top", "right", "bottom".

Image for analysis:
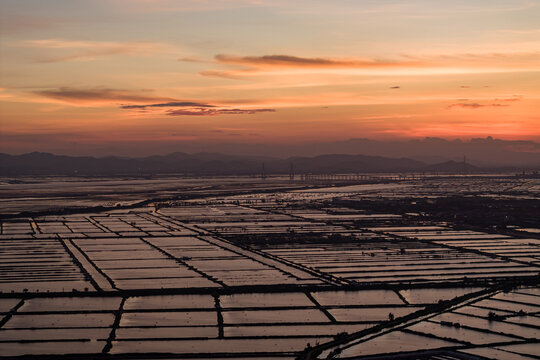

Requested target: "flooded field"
[
  {"left": 319, "top": 286, "right": 540, "bottom": 359},
  {"left": 0, "top": 175, "right": 538, "bottom": 359}
]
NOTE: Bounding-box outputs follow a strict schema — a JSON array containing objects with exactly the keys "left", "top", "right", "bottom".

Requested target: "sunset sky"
[{"left": 1, "top": 0, "right": 539, "bottom": 155}]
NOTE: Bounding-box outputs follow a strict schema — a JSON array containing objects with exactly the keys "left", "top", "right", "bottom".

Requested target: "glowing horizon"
[{"left": 1, "top": 0, "right": 539, "bottom": 155}]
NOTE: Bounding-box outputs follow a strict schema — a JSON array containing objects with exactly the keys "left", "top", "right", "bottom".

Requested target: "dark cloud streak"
[
  {"left": 215, "top": 54, "right": 419, "bottom": 68},
  {"left": 35, "top": 87, "right": 276, "bottom": 116},
  {"left": 447, "top": 103, "right": 509, "bottom": 109},
  {"left": 494, "top": 95, "right": 523, "bottom": 102},
  {"left": 35, "top": 87, "right": 174, "bottom": 103},
  {"left": 166, "top": 108, "right": 275, "bottom": 116},
  {"left": 448, "top": 95, "right": 522, "bottom": 110},
  {"left": 121, "top": 101, "right": 215, "bottom": 109}
]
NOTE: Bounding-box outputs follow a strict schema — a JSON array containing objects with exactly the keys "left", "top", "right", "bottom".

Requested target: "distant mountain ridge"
[
  {"left": 422, "top": 160, "right": 481, "bottom": 173},
  {"left": 96, "top": 137, "right": 538, "bottom": 168},
  {"left": 0, "top": 151, "right": 508, "bottom": 176}
]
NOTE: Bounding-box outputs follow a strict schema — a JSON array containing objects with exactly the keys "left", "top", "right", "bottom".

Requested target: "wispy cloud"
[
  {"left": 166, "top": 108, "right": 275, "bottom": 116},
  {"left": 114, "top": 0, "right": 284, "bottom": 13},
  {"left": 0, "top": 15, "right": 65, "bottom": 34},
  {"left": 196, "top": 50, "right": 540, "bottom": 81},
  {"left": 352, "top": 113, "right": 426, "bottom": 121},
  {"left": 0, "top": 88, "right": 13, "bottom": 100},
  {"left": 178, "top": 56, "right": 212, "bottom": 63},
  {"left": 16, "top": 39, "right": 179, "bottom": 62},
  {"left": 197, "top": 53, "right": 425, "bottom": 80},
  {"left": 494, "top": 95, "right": 523, "bottom": 102},
  {"left": 121, "top": 97, "right": 275, "bottom": 116},
  {"left": 121, "top": 101, "right": 215, "bottom": 109},
  {"left": 447, "top": 95, "right": 523, "bottom": 110},
  {"left": 447, "top": 103, "right": 509, "bottom": 110},
  {"left": 34, "top": 87, "right": 174, "bottom": 105},
  {"left": 214, "top": 54, "right": 420, "bottom": 68},
  {"left": 403, "top": 50, "right": 540, "bottom": 68},
  {"left": 198, "top": 70, "right": 247, "bottom": 80},
  {"left": 32, "top": 86, "right": 276, "bottom": 116}
]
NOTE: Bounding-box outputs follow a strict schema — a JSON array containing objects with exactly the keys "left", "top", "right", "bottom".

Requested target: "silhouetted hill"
[
  {"left": 0, "top": 152, "right": 436, "bottom": 176},
  {"left": 287, "top": 154, "right": 425, "bottom": 173},
  {"left": 421, "top": 160, "right": 482, "bottom": 173},
  {"left": 0, "top": 152, "right": 268, "bottom": 176},
  {"left": 136, "top": 137, "right": 540, "bottom": 168}
]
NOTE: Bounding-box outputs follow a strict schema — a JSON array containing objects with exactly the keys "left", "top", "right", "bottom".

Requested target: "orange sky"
[{"left": 1, "top": 0, "right": 539, "bottom": 155}]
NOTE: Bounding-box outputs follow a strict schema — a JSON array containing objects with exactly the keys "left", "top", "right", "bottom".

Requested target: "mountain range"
[{"left": 0, "top": 151, "right": 503, "bottom": 176}]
